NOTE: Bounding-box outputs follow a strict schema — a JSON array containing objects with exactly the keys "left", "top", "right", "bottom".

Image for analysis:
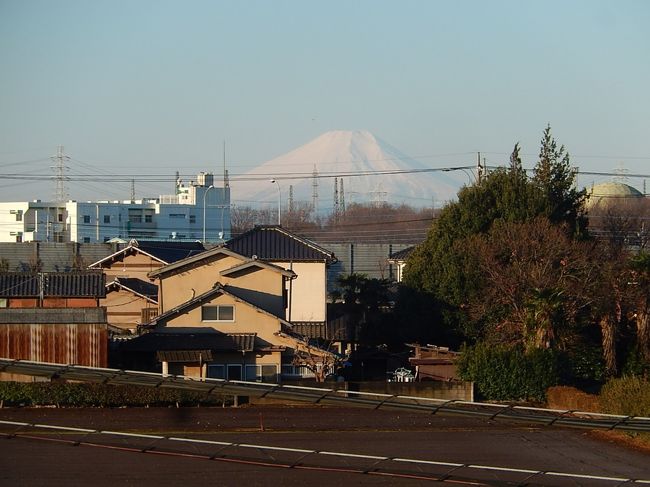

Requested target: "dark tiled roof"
[
  {"left": 123, "top": 332, "right": 257, "bottom": 353},
  {"left": 108, "top": 277, "right": 158, "bottom": 301},
  {"left": 227, "top": 226, "right": 337, "bottom": 264},
  {"left": 146, "top": 283, "right": 289, "bottom": 326},
  {"left": 389, "top": 246, "right": 415, "bottom": 261},
  {"left": 136, "top": 241, "right": 207, "bottom": 263},
  {"left": 91, "top": 240, "right": 207, "bottom": 268},
  {"left": 0, "top": 271, "right": 106, "bottom": 298},
  {"left": 157, "top": 350, "right": 213, "bottom": 362}
]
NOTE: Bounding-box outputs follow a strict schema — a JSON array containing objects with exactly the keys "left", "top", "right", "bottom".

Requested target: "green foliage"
[
  {"left": 599, "top": 376, "right": 650, "bottom": 416},
  {"left": 458, "top": 343, "right": 562, "bottom": 402},
  {"left": 533, "top": 125, "right": 588, "bottom": 237},
  {"left": 0, "top": 382, "right": 227, "bottom": 407},
  {"left": 564, "top": 343, "right": 605, "bottom": 385},
  {"left": 403, "top": 126, "right": 590, "bottom": 351}
]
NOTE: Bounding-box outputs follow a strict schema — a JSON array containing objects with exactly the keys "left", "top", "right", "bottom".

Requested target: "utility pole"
[
  {"left": 339, "top": 178, "right": 345, "bottom": 215},
  {"left": 130, "top": 179, "right": 136, "bottom": 202},
  {"left": 223, "top": 140, "right": 228, "bottom": 188},
  {"left": 477, "top": 152, "right": 483, "bottom": 184}
]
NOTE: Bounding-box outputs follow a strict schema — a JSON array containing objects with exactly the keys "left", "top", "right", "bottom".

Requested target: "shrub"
[
  {"left": 458, "top": 343, "right": 562, "bottom": 402},
  {"left": 599, "top": 376, "right": 650, "bottom": 417},
  {"left": 0, "top": 382, "right": 228, "bottom": 408}
]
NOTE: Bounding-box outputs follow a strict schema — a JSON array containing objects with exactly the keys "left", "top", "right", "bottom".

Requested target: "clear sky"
[{"left": 1, "top": 0, "right": 648, "bottom": 202}]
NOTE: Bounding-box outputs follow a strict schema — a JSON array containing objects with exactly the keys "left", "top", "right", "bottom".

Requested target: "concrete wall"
[
  {"left": 277, "top": 261, "right": 327, "bottom": 322},
  {"left": 162, "top": 291, "right": 283, "bottom": 345},
  {"left": 252, "top": 380, "right": 474, "bottom": 404}
]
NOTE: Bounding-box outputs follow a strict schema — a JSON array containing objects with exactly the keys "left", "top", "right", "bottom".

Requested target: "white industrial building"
[{"left": 0, "top": 172, "right": 230, "bottom": 244}]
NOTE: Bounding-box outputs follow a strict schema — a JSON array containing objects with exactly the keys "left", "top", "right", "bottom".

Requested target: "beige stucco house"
[
  {"left": 88, "top": 240, "right": 205, "bottom": 332},
  {"left": 225, "top": 225, "right": 337, "bottom": 332},
  {"left": 124, "top": 245, "right": 332, "bottom": 381}
]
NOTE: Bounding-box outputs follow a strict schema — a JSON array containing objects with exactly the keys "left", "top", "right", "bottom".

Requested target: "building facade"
[{"left": 0, "top": 172, "right": 230, "bottom": 244}]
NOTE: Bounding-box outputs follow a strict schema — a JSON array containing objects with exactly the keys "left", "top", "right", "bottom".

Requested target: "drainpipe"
[{"left": 288, "top": 261, "right": 293, "bottom": 322}]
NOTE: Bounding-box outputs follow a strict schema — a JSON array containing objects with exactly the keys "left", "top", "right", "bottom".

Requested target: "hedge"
[
  {"left": 0, "top": 381, "right": 229, "bottom": 407},
  {"left": 457, "top": 343, "right": 562, "bottom": 402},
  {"left": 599, "top": 376, "right": 650, "bottom": 417}
]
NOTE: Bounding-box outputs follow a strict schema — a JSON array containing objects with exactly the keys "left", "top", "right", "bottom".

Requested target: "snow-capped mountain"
[{"left": 232, "top": 130, "right": 464, "bottom": 211}]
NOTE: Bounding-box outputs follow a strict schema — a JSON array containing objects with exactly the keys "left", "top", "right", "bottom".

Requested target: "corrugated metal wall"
[
  {"left": 0, "top": 242, "right": 117, "bottom": 272},
  {"left": 0, "top": 323, "right": 107, "bottom": 367},
  {"left": 320, "top": 242, "right": 415, "bottom": 291}
]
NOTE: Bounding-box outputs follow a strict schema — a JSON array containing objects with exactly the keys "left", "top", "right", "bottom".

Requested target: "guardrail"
[
  {"left": 1, "top": 419, "right": 649, "bottom": 486},
  {"left": 2, "top": 358, "right": 650, "bottom": 433}
]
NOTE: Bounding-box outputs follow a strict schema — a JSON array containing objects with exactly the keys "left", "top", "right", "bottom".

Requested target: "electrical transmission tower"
[
  {"left": 333, "top": 176, "right": 339, "bottom": 221},
  {"left": 288, "top": 185, "right": 294, "bottom": 214},
  {"left": 51, "top": 146, "right": 70, "bottom": 203},
  {"left": 311, "top": 165, "right": 319, "bottom": 213}
]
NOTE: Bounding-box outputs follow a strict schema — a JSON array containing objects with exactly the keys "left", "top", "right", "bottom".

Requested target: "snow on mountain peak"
[{"left": 232, "top": 130, "right": 461, "bottom": 211}]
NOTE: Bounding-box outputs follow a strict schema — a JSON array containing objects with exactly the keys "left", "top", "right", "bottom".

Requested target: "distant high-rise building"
[{"left": 0, "top": 172, "right": 231, "bottom": 243}]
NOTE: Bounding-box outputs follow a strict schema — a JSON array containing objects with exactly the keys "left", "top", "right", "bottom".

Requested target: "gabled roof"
[
  {"left": 388, "top": 246, "right": 415, "bottom": 262},
  {"left": 226, "top": 225, "right": 337, "bottom": 264},
  {"left": 122, "top": 332, "right": 259, "bottom": 354},
  {"left": 106, "top": 277, "right": 158, "bottom": 303},
  {"left": 146, "top": 282, "right": 291, "bottom": 327},
  {"left": 0, "top": 271, "right": 106, "bottom": 298},
  {"left": 89, "top": 239, "right": 206, "bottom": 268},
  {"left": 220, "top": 259, "right": 296, "bottom": 278},
  {"left": 147, "top": 246, "right": 245, "bottom": 278}
]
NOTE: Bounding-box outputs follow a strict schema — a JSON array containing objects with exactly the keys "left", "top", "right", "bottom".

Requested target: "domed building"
[{"left": 585, "top": 181, "right": 644, "bottom": 209}]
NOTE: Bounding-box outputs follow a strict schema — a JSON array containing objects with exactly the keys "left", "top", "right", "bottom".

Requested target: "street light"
[
  {"left": 202, "top": 185, "right": 215, "bottom": 243},
  {"left": 270, "top": 179, "right": 281, "bottom": 226}
]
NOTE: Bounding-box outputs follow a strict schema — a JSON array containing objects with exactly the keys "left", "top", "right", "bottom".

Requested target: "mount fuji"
[{"left": 231, "top": 130, "right": 464, "bottom": 212}]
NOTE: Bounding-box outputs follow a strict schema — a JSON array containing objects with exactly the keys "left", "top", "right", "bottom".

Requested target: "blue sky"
[{"left": 1, "top": 0, "right": 648, "bottom": 202}]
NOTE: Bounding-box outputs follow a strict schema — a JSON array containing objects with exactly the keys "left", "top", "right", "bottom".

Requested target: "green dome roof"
[{"left": 586, "top": 181, "right": 644, "bottom": 208}]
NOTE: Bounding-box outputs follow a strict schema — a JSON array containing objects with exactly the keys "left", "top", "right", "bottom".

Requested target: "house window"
[
  {"left": 169, "top": 213, "right": 185, "bottom": 219},
  {"left": 83, "top": 215, "right": 91, "bottom": 224},
  {"left": 227, "top": 364, "right": 242, "bottom": 380},
  {"left": 83, "top": 237, "right": 91, "bottom": 243},
  {"left": 0, "top": 298, "right": 7, "bottom": 308},
  {"left": 208, "top": 364, "right": 241, "bottom": 380},
  {"left": 104, "top": 215, "right": 110, "bottom": 224},
  {"left": 128, "top": 209, "right": 142, "bottom": 223},
  {"left": 245, "top": 364, "right": 278, "bottom": 383},
  {"left": 207, "top": 364, "right": 225, "bottom": 379},
  {"left": 282, "top": 364, "right": 315, "bottom": 378},
  {"left": 201, "top": 305, "right": 234, "bottom": 321},
  {"left": 15, "top": 235, "right": 22, "bottom": 243},
  {"left": 58, "top": 214, "right": 63, "bottom": 222},
  {"left": 14, "top": 211, "right": 22, "bottom": 222},
  {"left": 189, "top": 215, "right": 196, "bottom": 224},
  {"left": 144, "top": 214, "right": 153, "bottom": 223}
]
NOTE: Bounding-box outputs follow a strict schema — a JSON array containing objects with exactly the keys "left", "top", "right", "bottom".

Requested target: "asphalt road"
[{"left": 0, "top": 406, "right": 648, "bottom": 486}]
